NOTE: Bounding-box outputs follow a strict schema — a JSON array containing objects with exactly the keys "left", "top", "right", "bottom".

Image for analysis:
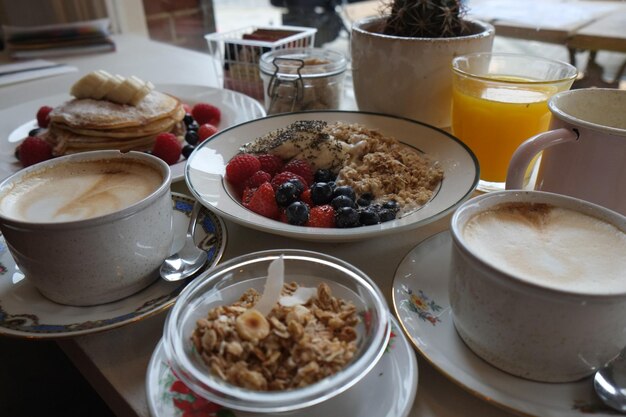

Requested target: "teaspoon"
[
  {"left": 594, "top": 349, "right": 626, "bottom": 413},
  {"left": 160, "top": 201, "right": 208, "bottom": 282}
]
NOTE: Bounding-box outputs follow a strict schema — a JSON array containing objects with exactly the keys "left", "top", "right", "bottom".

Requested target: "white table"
[{"left": 0, "top": 34, "right": 519, "bottom": 417}]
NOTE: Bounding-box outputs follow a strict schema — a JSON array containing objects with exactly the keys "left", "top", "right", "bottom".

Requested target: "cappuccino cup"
[
  {"left": 449, "top": 190, "right": 626, "bottom": 382},
  {"left": 0, "top": 150, "right": 173, "bottom": 306},
  {"left": 506, "top": 88, "right": 626, "bottom": 215}
]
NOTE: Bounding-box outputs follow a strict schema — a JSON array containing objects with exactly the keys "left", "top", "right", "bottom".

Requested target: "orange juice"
[{"left": 452, "top": 82, "right": 555, "bottom": 183}]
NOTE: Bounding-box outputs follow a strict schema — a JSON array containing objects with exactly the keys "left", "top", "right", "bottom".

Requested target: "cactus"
[{"left": 382, "top": 0, "right": 470, "bottom": 38}]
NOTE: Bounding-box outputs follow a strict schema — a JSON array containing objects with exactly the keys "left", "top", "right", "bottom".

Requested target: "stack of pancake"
[{"left": 39, "top": 79, "right": 185, "bottom": 156}]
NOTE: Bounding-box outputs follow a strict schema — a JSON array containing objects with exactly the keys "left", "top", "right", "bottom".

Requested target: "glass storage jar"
[{"left": 259, "top": 47, "right": 347, "bottom": 114}]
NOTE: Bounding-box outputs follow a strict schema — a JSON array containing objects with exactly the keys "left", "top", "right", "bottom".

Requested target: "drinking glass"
[{"left": 451, "top": 52, "right": 577, "bottom": 192}]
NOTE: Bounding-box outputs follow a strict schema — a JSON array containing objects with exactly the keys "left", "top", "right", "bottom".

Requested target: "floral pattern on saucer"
[
  {"left": 0, "top": 193, "right": 226, "bottom": 339},
  {"left": 398, "top": 284, "right": 443, "bottom": 326},
  {"left": 146, "top": 319, "right": 416, "bottom": 417}
]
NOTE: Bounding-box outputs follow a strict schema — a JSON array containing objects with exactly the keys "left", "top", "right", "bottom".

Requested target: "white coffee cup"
[
  {"left": 0, "top": 150, "right": 173, "bottom": 306},
  {"left": 506, "top": 88, "right": 626, "bottom": 215},
  {"left": 449, "top": 190, "right": 626, "bottom": 382}
]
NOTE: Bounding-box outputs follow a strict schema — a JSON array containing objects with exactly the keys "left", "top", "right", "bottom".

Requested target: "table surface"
[{"left": 0, "top": 34, "right": 568, "bottom": 417}]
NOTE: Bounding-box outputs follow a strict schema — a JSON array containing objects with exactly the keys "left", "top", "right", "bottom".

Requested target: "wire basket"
[{"left": 205, "top": 25, "right": 317, "bottom": 101}]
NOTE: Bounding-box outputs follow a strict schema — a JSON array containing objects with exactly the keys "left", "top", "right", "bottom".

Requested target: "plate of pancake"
[{"left": 0, "top": 83, "right": 266, "bottom": 182}]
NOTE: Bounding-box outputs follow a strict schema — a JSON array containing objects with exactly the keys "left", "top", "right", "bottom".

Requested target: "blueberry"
[
  {"left": 310, "top": 182, "right": 333, "bottom": 205},
  {"left": 383, "top": 200, "right": 399, "bottom": 212},
  {"left": 286, "top": 201, "right": 309, "bottom": 225},
  {"left": 314, "top": 169, "right": 335, "bottom": 183},
  {"left": 187, "top": 121, "right": 199, "bottom": 132},
  {"left": 183, "top": 113, "right": 195, "bottom": 126},
  {"left": 378, "top": 208, "right": 396, "bottom": 222},
  {"left": 331, "top": 195, "right": 355, "bottom": 210},
  {"left": 182, "top": 144, "right": 195, "bottom": 159},
  {"left": 286, "top": 178, "right": 305, "bottom": 195},
  {"left": 333, "top": 185, "right": 356, "bottom": 201},
  {"left": 359, "top": 208, "right": 380, "bottom": 225},
  {"left": 335, "top": 207, "right": 360, "bottom": 228},
  {"left": 185, "top": 130, "right": 199, "bottom": 146},
  {"left": 276, "top": 182, "right": 300, "bottom": 207},
  {"left": 357, "top": 192, "right": 374, "bottom": 207},
  {"left": 28, "top": 127, "right": 43, "bottom": 136}
]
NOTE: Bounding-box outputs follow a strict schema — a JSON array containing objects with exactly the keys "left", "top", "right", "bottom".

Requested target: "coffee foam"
[
  {"left": 0, "top": 158, "right": 163, "bottom": 223},
  {"left": 462, "top": 202, "right": 626, "bottom": 294}
]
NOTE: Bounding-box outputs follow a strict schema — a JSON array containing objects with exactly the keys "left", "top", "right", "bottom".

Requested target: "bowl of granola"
[
  {"left": 162, "top": 249, "right": 390, "bottom": 413},
  {"left": 184, "top": 111, "right": 479, "bottom": 241}
]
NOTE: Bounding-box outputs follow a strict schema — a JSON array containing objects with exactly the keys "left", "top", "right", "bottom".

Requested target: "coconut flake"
[
  {"left": 254, "top": 255, "right": 284, "bottom": 316},
  {"left": 279, "top": 286, "right": 317, "bottom": 307}
]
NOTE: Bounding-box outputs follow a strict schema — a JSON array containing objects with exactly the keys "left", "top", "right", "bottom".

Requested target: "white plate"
[
  {"left": 185, "top": 111, "right": 478, "bottom": 242},
  {"left": 0, "top": 84, "right": 266, "bottom": 182},
  {"left": 146, "top": 316, "right": 417, "bottom": 417},
  {"left": 392, "top": 231, "right": 616, "bottom": 417},
  {"left": 0, "top": 193, "right": 226, "bottom": 339}
]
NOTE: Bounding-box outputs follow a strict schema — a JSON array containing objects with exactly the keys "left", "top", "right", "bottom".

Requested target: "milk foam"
[
  {"left": 462, "top": 203, "right": 626, "bottom": 294},
  {"left": 0, "top": 159, "right": 162, "bottom": 223}
]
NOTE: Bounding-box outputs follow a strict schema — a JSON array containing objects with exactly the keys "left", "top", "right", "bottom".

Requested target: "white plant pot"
[{"left": 351, "top": 16, "right": 495, "bottom": 128}]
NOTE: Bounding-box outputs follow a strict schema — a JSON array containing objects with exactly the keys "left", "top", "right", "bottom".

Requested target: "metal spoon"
[
  {"left": 160, "top": 201, "right": 208, "bottom": 282},
  {"left": 594, "top": 349, "right": 626, "bottom": 413}
]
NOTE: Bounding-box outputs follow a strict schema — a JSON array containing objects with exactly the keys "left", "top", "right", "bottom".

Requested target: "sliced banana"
[{"left": 69, "top": 71, "right": 153, "bottom": 106}]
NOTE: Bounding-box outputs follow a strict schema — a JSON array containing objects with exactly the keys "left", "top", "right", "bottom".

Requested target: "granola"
[{"left": 191, "top": 282, "right": 359, "bottom": 391}]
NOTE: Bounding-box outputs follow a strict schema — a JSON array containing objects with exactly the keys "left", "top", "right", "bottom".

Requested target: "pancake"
[{"left": 49, "top": 90, "right": 183, "bottom": 130}]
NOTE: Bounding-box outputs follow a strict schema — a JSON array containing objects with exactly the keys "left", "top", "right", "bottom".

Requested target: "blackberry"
[
  {"left": 286, "top": 201, "right": 309, "bottom": 225},
  {"left": 331, "top": 195, "right": 355, "bottom": 210},
  {"left": 185, "top": 130, "right": 199, "bottom": 146},
  {"left": 335, "top": 207, "right": 360, "bottom": 228},
  {"left": 276, "top": 182, "right": 301, "bottom": 207},
  {"left": 314, "top": 168, "right": 335, "bottom": 183},
  {"left": 310, "top": 182, "right": 333, "bottom": 205}
]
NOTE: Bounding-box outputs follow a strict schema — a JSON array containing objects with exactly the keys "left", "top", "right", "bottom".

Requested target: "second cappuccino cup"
[
  {"left": 0, "top": 150, "right": 173, "bottom": 306},
  {"left": 449, "top": 190, "right": 626, "bottom": 382}
]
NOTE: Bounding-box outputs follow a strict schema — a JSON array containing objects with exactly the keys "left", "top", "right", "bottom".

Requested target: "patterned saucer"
[
  {"left": 392, "top": 231, "right": 618, "bottom": 417},
  {"left": 0, "top": 193, "right": 226, "bottom": 339},
  {"left": 146, "top": 317, "right": 417, "bottom": 417}
]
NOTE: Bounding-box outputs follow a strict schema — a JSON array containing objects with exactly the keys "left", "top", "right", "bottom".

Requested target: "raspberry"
[
  {"left": 244, "top": 170, "right": 271, "bottom": 189},
  {"left": 152, "top": 132, "right": 182, "bottom": 165},
  {"left": 197, "top": 123, "right": 218, "bottom": 142},
  {"left": 307, "top": 205, "right": 336, "bottom": 228},
  {"left": 282, "top": 159, "right": 314, "bottom": 185},
  {"left": 257, "top": 154, "right": 284, "bottom": 176},
  {"left": 36, "top": 106, "right": 53, "bottom": 128},
  {"left": 300, "top": 188, "right": 313, "bottom": 207},
  {"left": 226, "top": 154, "right": 261, "bottom": 186},
  {"left": 17, "top": 136, "right": 53, "bottom": 167},
  {"left": 243, "top": 182, "right": 279, "bottom": 219},
  {"left": 191, "top": 103, "right": 221, "bottom": 126},
  {"left": 241, "top": 186, "right": 256, "bottom": 206},
  {"left": 270, "top": 171, "right": 306, "bottom": 191}
]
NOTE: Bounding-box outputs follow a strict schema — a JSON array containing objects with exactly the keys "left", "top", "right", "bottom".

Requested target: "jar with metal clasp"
[{"left": 259, "top": 48, "right": 347, "bottom": 114}]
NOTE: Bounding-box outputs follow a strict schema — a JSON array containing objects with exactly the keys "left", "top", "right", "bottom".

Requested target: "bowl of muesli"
[
  {"left": 162, "top": 249, "right": 390, "bottom": 413},
  {"left": 184, "top": 110, "right": 479, "bottom": 242}
]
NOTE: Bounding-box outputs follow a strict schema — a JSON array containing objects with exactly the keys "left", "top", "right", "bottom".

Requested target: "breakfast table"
[{"left": 0, "top": 34, "right": 613, "bottom": 417}]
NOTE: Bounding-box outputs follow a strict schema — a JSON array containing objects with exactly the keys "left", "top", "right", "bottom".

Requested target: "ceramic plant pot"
[{"left": 351, "top": 16, "right": 495, "bottom": 128}]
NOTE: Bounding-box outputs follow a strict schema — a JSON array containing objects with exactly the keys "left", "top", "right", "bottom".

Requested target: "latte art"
[
  {"left": 0, "top": 159, "right": 163, "bottom": 222},
  {"left": 462, "top": 202, "right": 626, "bottom": 294}
]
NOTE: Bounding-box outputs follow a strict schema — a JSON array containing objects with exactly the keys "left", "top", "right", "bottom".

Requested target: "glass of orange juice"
[{"left": 451, "top": 53, "right": 577, "bottom": 192}]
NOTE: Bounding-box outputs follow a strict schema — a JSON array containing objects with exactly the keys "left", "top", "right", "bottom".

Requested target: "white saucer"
[
  {"left": 145, "top": 317, "right": 418, "bottom": 417},
  {"left": 392, "top": 231, "right": 616, "bottom": 417},
  {"left": 0, "top": 84, "right": 266, "bottom": 182},
  {"left": 0, "top": 193, "right": 226, "bottom": 339}
]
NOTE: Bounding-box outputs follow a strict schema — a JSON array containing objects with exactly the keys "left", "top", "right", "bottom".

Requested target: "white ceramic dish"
[
  {"left": 185, "top": 111, "right": 478, "bottom": 242},
  {"left": 392, "top": 231, "right": 617, "bottom": 417},
  {"left": 0, "top": 84, "right": 266, "bottom": 182},
  {"left": 146, "top": 317, "right": 417, "bottom": 417},
  {"left": 0, "top": 193, "right": 226, "bottom": 339}
]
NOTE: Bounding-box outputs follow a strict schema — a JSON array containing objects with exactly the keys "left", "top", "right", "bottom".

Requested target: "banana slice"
[
  {"left": 105, "top": 74, "right": 132, "bottom": 104},
  {"left": 70, "top": 70, "right": 110, "bottom": 99},
  {"left": 69, "top": 71, "right": 153, "bottom": 105},
  {"left": 90, "top": 71, "right": 116, "bottom": 100},
  {"left": 129, "top": 78, "right": 154, "bottom": 105}
]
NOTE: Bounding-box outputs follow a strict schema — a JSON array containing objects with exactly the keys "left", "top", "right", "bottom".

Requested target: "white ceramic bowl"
[{"left": 162, "top": 249, "right": 390, "bottom": 413}]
